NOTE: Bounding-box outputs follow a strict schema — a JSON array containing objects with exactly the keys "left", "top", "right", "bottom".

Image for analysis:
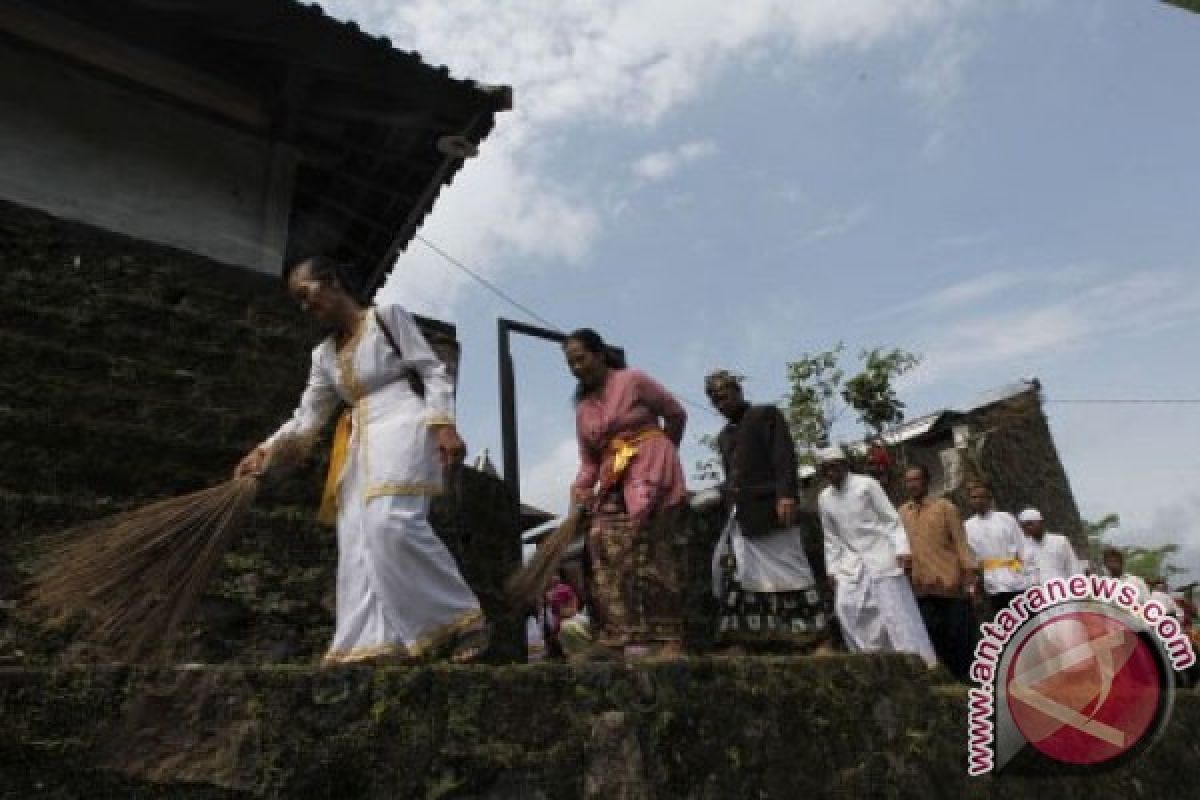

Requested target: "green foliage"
[
  {"left": 784, "top": 343, "right": 921, "bottom": 452},
  {"left": 1085, "top": 513, "right": 1121, "bottom": 567},
  {"left": 842, "top": 348, "right": 921, "bottom": 437},
  {"left": 1124, "top": 544, "right": 1184, "bottom": 582},
  {"left": 1083, "top": 513, "right": 1185, "bottom": 581},
  {"left": 784, "top": 343, "right": 846, "bottom": 451}
]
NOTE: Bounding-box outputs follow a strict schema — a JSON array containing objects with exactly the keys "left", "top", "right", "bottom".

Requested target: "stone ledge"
[{"left": 0, "top": 657, "right": 1195, "bottom": 799}]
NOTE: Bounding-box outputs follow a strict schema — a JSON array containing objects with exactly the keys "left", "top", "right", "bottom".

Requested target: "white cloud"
[
  {"left": 914, "top": 269, "right": 1200, "bottom": 382},
  {"left": 798, "top": 203, "right": 871, "bottom": 245},
  {"left": 1126, "top": 494, "right": 1200, "bottom": 582},
  {"left": 756, "top": 201, "right": 871, "bottom": 258},
  {"left": 886, "top": 271, "right": 1031, "bottom": 319},
  {"left": 920, "top": 272, "right": 1026, "bottom": 309},
  {"left": 903, "top": 23, "right": 979, "bottom": 157},
  {"left": 521, "top": 436, "right": 579, "bottom": 516},
  {"left": 317, "top": 0, "right": 988, "bottom": 312},
  {"left": 632, "top": 139, "right": 718, "bottom": 181},
  {"left": 904, "top": 24, "right": 977, "bottom": 111},
  {"left": 373, "top": 129, "right": 599, "bottom": 317}
]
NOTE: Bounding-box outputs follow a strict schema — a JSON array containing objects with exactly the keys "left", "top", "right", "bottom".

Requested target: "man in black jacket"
[{"left": 705, "top": 370, "right": 828, "bottom": 652}]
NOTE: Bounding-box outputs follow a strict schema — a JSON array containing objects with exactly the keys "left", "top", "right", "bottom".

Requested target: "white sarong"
[
  {"left": 265, "top": 303, "right": 483, "bottom": 665},
  {"left": 711, "top": 510, "right": 816, "bottom": 598},
  {"left": 835, "top": 562, "right": 937, "bottom": 667}
]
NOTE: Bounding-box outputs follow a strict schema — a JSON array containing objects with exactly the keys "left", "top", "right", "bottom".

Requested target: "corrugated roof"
[{"left": 841, "top": 377, "right": 1042, "bottom": 450}]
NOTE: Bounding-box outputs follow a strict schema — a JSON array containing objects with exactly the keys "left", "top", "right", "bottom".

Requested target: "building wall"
[
  {"left": 965, "top": 391, "right": 1087, "bottom": 553},
  {"left": 0, "top": 39, "right": 292, "bottom": 274},
  {"left": 897, "top": 391, "right": 1087, "bottom": 556}
]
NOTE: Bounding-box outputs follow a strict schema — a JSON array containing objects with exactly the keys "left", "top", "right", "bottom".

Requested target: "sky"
[{"left": 318, "top": 1, "right": 1200, "bottom": 579}]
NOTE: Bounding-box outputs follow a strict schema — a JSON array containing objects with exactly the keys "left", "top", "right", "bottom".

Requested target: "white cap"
[
  {"left": 1017, "top": 508, "right": 1043, "bottom": 523},
  {"left": 815, "top": 446, "right": 848, "bottom": 465}
]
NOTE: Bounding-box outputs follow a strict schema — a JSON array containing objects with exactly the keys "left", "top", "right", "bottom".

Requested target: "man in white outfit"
[
  {"left": 817, "top": 447, "right": 936, "bottom": 666},
  {"left": 1017, "top": 508, "right": 1087, "bottom": 665},
  {"left": 964, "top": 481, "right": 1027, "bottom": 622},
  {"left": 1017, "top": 508, "right": 1082, "bottom": 585},
  {"left": 1102, "top": 547, "right": 1150, "bottom": 604}
]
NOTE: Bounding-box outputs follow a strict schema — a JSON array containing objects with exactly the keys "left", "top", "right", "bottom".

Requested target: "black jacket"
[{"left": 716, "top": 404, "right": 798, "bottom": 538}]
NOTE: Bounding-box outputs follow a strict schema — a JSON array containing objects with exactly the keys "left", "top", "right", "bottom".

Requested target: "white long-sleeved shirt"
[
  {"left": 1021, "top": 532, "right": 1082, "bottom": 585},
  {"left": 965, "top": 510, "right": 1028, "bottom": 595},
  {"left": 818, "top": 473, "right": 908, "bottom": 580},
  {"left": 263, "top": 303, "right": 456, "bottom": 498}
]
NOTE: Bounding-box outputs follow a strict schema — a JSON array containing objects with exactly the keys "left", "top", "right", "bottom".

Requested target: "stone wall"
[
  {"left": 0, "top": 198, "right": 520, "bottom": 666},
  {"left": 966, "top": 390, "right": 1086, "bottom": 549},
  {"left": 1, "top": 657, "right": 1196, "bottom": 799},
  {"left": 873, "top": 389, "right": 1086, "bottom": 554}
]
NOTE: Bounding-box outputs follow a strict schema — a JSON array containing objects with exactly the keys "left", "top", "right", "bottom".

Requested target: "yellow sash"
[
  {"left": 318, "top": 410, "right": 353, "bottom": 526},
  {"left": 605, "top": 428, "right": 665, "bottom": 484},
  {"left": 981, "top": 557, "right": 1022, "bottom": 571}
]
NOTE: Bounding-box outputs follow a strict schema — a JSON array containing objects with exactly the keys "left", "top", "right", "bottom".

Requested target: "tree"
[
  {"left": 1124, "top": 544, "right": 1184, "bottom": 582},
  {"left": 1085, "top": 513, "right": 1121, "bottom": 568},
  {"left": 841, "top": 348, "right": 921, "bottom": 438},
  {"left": 1083, "top": 513, "right": 1185, "bottom": 581},
  {"left": 784, "top": 344, "right": 921, "bottom": 456},
  {"left": 784, "top": 343, "right": 846, "bottom": 452}
]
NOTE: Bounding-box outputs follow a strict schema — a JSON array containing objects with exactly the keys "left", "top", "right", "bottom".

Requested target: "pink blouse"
[{"left": 572, "top": 368, "right": 688, "bottom": 524}]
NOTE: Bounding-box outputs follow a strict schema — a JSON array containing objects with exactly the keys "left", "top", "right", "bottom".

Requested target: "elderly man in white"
[
  {"left": 1017, "top": 508, "right": 1083, "bottom": 585},
  {"left": 817, "top": 447, "right": 935, "bottom": 666}
]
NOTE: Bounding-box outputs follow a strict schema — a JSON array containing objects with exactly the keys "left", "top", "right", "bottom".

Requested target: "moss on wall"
[{"left": 1, "top": 658, "right": 1197, "bottom": 798}]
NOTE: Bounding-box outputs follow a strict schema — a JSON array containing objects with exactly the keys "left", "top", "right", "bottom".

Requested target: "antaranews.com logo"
[{"left": 967, "top": 575, "right": 1195, "bottom": 775}]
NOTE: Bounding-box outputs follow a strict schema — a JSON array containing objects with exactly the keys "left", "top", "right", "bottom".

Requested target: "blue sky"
[{"left": 320, "top": 1, "right": 1200, "bottom": 578}]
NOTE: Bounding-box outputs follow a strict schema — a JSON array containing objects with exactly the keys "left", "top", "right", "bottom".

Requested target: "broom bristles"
[
  {"left": 505, "top": 507, "right": 587, "bottom": 607},
  {"left": 26, "top": 434, "right": 314, "bottom": 663},
  {"left": 27, "top": 477, "right": 259, "bottom": 662}
]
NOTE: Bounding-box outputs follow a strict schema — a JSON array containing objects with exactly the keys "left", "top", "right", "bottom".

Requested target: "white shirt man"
[
  {"left": 965, "top": 488, "right": 1028, "bottom": 597},
  {"left": 817, "top": 450, "right": 935, "bottom": 666},
  {"left": 1101, "top": 548, "right": 1151, "bottom": 605},
  {"left": 1017, "top": 508, "right": 1083, "bottom": 585}
]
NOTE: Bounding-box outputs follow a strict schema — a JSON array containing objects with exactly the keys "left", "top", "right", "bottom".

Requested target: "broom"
[
  {"left": 26, "top": 434, "right": 313, "bottom": 663},
  {"left": 505, "top": 504, "right": 588, "bottom": 607}
]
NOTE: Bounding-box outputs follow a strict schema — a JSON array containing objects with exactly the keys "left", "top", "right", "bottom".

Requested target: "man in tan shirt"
[{"left": 899, "top": 464, "right": 977, "bottom": 681}]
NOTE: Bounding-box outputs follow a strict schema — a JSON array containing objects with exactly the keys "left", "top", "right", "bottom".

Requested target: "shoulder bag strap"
[{"left": 373, "top": 308, "right": 426, "bottom": 398}]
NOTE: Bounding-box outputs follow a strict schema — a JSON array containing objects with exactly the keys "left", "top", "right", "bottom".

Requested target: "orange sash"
[
  {"left": 317, "top": 410, "right": 353, "bottom": 526},
  {"left": 600, "top": 428, "right": 665, "bottom": 489}
]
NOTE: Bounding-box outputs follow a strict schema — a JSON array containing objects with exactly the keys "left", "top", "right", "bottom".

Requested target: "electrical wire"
[{"left": 415, "top": 233, "right": 723, "bottom": 419}]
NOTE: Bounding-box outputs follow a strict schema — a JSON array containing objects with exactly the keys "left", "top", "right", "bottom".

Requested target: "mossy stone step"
[
  {"left": 0, "top": 329, "right": 305, "bottom": 412},
  {"left": 1, "top": 660, "right": 1195, "bottom": 799},
  {"left": 0, "top": 304, "right": 313, "bottom": 381},
  {"left": 0, "top": 281, "right": 308, "bottom": 348},
  {"left": 0, "top": 377, "right": 309, "bottom": 457}
]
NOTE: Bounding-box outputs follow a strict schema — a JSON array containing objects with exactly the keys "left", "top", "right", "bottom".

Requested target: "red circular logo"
[{"left": 1005, "top": 611, "right": 1162, "bottom": 765}]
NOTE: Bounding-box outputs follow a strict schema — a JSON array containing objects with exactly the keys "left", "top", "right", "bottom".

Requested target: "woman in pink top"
[{"left": 564, "top": 329, "right": 688, "bottom": 659}]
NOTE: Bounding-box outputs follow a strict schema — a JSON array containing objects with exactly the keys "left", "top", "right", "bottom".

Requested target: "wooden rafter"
[{"left": 0, "top": 0, "right": 269, "bottom": 129}]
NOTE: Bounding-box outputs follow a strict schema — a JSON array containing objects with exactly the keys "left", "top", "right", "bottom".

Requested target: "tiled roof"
[{"left": 28, "top": 0, "right": 512, "bottom": 287}]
